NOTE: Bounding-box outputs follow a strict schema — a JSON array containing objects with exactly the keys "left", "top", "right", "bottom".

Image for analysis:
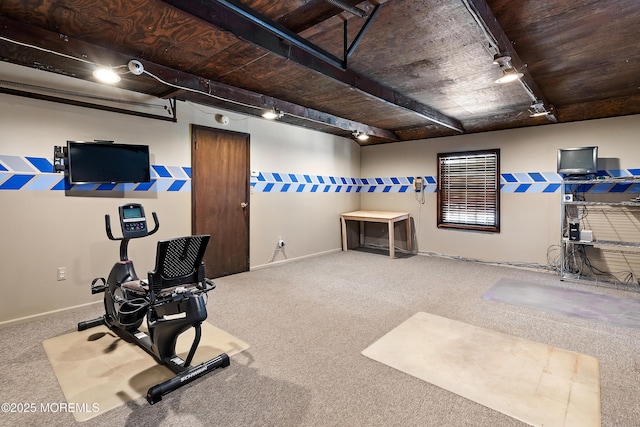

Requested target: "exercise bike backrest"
[{"left": 105, "top": 203, "right": 159, "bottom": 262}]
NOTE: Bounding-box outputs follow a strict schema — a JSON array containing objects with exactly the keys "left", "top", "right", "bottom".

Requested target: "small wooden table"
[{"left": 340, "top": 210, "right": 411, "bottom": 258}]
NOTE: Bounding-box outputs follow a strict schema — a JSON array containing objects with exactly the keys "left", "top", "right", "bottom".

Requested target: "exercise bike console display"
[{"left": 119, "top": 203, "right": 148, "bottom": 239}]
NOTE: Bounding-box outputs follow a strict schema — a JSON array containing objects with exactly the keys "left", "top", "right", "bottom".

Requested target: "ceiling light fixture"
[
  {"left": 261, "top": 107, "right": 284, "bottom": 120},
  {"left": 493, "top": 54, "right": 523, "bottom": 84},
  {"left": 92, "top": 67, "right": 121, "bottom": 84},
  {"left": 352, "top": 131, "right": 369, "bottom": 141},
  {"left": 92, "top": 60, "right": 145, "bottom": 84},
  {"left": 496, "top": 68, "right": 523, "bottom": 84},
  {"left": 528, "top": 100, "right": 550, "bottom": 117},
  {"left": 1, "top": 33, "right": 389, "bottom": 134},
  {"left": 128, "top": 60, "right": 145, "bottom": 75}
]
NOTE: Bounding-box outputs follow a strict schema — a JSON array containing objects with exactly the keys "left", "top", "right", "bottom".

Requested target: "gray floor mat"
[{"left": 483, "top": 278, "right": 640, "bottom": 329}]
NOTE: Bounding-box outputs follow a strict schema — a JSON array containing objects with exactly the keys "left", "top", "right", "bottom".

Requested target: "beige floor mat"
[
  {"left": 42, "top": 321, "right": 249, "bottom": 422},
  {"left": 362, "top": 312, "right": 600, "bottom": 427}
]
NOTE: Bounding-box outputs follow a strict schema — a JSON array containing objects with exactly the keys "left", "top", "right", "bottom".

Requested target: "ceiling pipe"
[{"left": 323, "top": 0, "right": 368, "bottom": 18}]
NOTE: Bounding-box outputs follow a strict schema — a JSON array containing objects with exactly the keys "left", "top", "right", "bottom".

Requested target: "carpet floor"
[{"left": 1, "top": 250, "right": 639, "bottom": 426}]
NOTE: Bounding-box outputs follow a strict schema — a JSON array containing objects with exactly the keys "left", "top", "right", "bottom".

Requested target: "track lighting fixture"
[
  {"left": 528, "top": 100, "right": 550, "bottom": 117},
  {"left": 261, "top": 107, "right": 284, "bottom": 120},
  {"left": 352, "top": 131, "right": 369, "bottom": 141},
  {"left": 495, "top": 68, "right": 523, "bottom": 84},
  {"left": 492, "top": 54, "right": 556, "bottom": 121},
  {"left": 493, "top": 54, "right": 523, "bottom": 84}
]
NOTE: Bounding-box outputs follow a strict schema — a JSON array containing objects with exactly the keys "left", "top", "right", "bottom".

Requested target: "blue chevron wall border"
[
  {"left": 2, "top": 155, "right": 639, "bottom": 194},
  {"left": 251, "top": 171, "right": 640, "bottom": 194},
  {"left": 0, "top": 155, "right": 191, "bottom": 192}
]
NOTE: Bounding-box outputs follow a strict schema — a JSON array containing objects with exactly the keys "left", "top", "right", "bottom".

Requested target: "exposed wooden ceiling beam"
[
  {"left": 145, "top": 63, "right": 399, "bottom": 140},
  {"left": 160, "top": 0, "right": 465, "bottom": 133},
  {"left": 0, "top": 15, "right": 397, "bottom": 141}
]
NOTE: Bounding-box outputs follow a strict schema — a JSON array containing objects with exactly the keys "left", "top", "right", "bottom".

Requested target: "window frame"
[{"left": 437, "top": 149, "right": 500, "bottom": 233}]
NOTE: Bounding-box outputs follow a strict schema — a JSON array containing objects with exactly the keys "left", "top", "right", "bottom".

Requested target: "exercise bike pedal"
[{"left": 90, "top": 277, "right": 107, "bottom": 294}]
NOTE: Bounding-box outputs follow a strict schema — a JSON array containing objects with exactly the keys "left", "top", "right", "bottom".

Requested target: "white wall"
[
  {"left": 3, "top": 58, "right": 639, "bottom": 324},
  {"left": 247, "top": 116, "right": 360, "bottom": 264},
  {"left": 0, "top": 62, "right": 360, "bottom": 324},
  {"left": 361, "top": 115, "right": 640, "bottom": 265}
]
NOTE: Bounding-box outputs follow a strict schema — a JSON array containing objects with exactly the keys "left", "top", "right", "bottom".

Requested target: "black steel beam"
[
  {"left": 207, "top": 0, "right": 345, "bottom": 69},
  {"left": 278, "top": 0, "right": 363, "bottom": 34},
  {"left": 161, "top": 0, "right": 465, "bottom": 133},
  {"left": 346, "top": 4, "right": 383, "bottom": 59}
]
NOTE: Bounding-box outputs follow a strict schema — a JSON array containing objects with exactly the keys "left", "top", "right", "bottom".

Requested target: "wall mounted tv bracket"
[
  {"left": 54, "top": 140, "right": 116, "bottom": 173},
  {"left": 53, "top": 145, "right": 67, "bottom": 173}
]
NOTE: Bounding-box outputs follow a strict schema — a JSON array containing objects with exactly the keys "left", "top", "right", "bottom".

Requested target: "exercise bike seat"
[
  {"left": 122, "top": 279, "right": 214, "bottom": 298},
  {"left": 146, "top": 234, "right": 214, "bottom": 301},
  {"left": 120, "top": 235, "right": 215, "bottom": 298},
  {"left": 121, "top": 279, "right": 149, "bottom": 295}
]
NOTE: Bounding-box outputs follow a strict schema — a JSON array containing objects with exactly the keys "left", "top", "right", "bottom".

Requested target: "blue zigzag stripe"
[
  {"left": 0, "top": 155, "right": 191, "bottom": 192},
  {"left": 2, "top": 155, "right": 639, "bottom": 194}
]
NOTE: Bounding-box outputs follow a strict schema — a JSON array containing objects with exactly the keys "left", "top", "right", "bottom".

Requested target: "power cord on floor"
[
  {"left": 361, "top": 243, "right": 557, "bottom": 273},
  {"left": 561, "top": 243, "right": 639, "bottom": 289}
]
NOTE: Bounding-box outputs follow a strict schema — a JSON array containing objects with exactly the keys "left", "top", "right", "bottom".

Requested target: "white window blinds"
[{"left": 437, "top": 149, "right": 500, "bottom": 232}]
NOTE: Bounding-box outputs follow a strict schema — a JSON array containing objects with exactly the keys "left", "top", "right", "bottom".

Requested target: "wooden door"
[{"left": 191, "top": 125, "right": 250, "bottom": 278}]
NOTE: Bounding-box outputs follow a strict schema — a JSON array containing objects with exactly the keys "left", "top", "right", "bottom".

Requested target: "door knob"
[{"left": 240, "top": 202, "right": 248, "bottom": 208}]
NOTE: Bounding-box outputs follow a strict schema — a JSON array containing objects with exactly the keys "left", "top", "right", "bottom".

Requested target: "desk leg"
[
  {"left": 341, "top": 217, "right": 347, "bottom": 252},
  {"left": 388, "top": 219, "right": 395, "bottom": 258},
  {"left": 406, "top": 218, "right": 412, "bottom": 252},
  {"left": 359, "top": 221, "right": 365, "bottom": 247}
]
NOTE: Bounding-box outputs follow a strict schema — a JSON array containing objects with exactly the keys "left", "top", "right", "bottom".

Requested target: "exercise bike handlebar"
[
  {"left": 105, "top": 212, "right": 160, "bottom": 241},
  {"left": 148, "top": 212, "right": 160, "bottom": 236}
]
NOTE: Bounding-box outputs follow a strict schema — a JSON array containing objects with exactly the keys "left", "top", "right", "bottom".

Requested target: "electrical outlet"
[
  {"left": 57, "top": 267, "right": 67, "bottom": 281},
  {"left": 278, "top": 238, "right": 285, "bottom": 248}
]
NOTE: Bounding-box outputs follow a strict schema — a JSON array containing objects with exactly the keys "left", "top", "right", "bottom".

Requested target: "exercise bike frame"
[{"left": 78, "top": 206, "right": 229, "bottom": 404}]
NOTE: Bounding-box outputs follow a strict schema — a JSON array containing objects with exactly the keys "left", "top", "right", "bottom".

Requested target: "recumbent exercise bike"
[{"left": 78, "top": 203, "right": 229, "bottom": 404}]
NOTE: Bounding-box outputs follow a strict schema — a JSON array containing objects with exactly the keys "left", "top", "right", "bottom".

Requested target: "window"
[{"left": 437, "top": 149, "right": 500, "bottom": 232}]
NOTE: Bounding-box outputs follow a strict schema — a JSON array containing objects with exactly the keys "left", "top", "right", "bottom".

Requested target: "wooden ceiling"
[{"left": 1, "top": 0, "right": 639, "bottom": 145}]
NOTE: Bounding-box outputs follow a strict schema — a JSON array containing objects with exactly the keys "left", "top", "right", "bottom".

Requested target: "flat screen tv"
[
  {"left": 557, "top": 146, "right": 598, "bottom": 176},
  {"left": 67, "top": 141, "right": 151, "bottom": 184}
]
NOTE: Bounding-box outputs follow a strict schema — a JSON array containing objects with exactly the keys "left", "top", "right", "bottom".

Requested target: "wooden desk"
[{"left": 340, "top": 210, "right": 411, "bottom": 258}]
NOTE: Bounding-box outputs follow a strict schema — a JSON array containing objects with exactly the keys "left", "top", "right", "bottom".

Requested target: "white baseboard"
[
  {"left": 0, "top": 300, "right": 101, "bottom": 329},
  {"left": 1, "top": 249, "right": 345, "bottom": 326},
  {"left": 251, "top": 248, "right": 342, "bottom": 271}
]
